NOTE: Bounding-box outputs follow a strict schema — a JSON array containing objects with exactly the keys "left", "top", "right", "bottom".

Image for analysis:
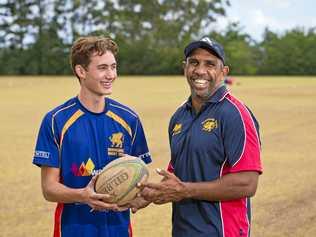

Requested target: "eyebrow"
[
  {"left": 97, "top": 63, "right": 117, "bottom": 67},
  {"left": 188, "top": 58, "right": 218, "bottom": 64}
]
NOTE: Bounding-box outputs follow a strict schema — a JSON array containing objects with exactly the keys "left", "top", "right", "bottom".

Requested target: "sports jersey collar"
[
  {"left": 75, "top": 96, "right": 108, "bottom": 115},
  {"left": 185, "top": 85, "right": 229, "bottom": 109}
]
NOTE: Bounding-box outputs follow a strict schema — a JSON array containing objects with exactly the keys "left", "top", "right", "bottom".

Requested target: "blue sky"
[{"left": 215, "top": 0, "right": 316, "bottom": 41}]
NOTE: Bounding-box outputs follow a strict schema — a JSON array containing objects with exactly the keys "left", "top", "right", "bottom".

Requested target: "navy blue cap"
[{"left": 184, "top": 36, "right": 225, "bottom": 64}]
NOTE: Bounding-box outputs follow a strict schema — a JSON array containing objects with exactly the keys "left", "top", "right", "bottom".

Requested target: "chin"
[
  {"left": 193, "top": 89, "right": 208, "bottom": 97},
  {"left": 102, "top": 89, "right": 113, "bottom": 95},
  {"left": 194, "top": 92, "right": 211, "bottom": 100}
]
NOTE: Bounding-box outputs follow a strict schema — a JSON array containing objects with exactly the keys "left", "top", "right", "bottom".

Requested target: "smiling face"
[
  {"left": 76, "top": 51, "right": 117, "bottom": 97},
  {"left": 184, "top": 48, "right": 229, "bottom": 108}
]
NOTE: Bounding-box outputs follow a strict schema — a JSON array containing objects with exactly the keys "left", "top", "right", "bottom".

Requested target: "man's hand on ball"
[{"left": 139, "top": 168, "right": 188, "bottom": 204}]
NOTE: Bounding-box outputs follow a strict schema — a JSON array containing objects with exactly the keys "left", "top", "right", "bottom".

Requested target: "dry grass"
[{"left": 0, "top": 75, "right": 315, "bottom": 237}]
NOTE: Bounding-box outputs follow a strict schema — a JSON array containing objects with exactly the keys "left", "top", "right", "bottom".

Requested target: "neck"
[
  {"left": 191, "top": 96, "right": 206, "bottom": 114},
  {"left": 78, "top": 89, "right": 106, "bottom": 113},
  {"left": 191, "top": 83, "right": 224, "bottom": 113}
]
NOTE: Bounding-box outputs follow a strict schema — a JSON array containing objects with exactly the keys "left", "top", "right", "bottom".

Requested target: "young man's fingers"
[
  {"left": 88, "top": 174, "right": 99, "bottom": 188},
  {"left": 92, "top": 200, "right": 119, "bottom": 210},
  {"left": 93, "top": 193, "right": 113, "bottom": 201},
  {"left": 116, "top": 206, "right": 129, "bottom": 212}
]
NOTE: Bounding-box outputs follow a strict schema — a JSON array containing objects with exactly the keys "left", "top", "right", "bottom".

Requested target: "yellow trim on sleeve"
[
  {"left": 60, "top": 109, "right": 84, "bottom": 147},
  {"left": 51, "top": 102, "right": 77, "bottom": 149},
  {"left": 106, "top": 110, "right": 132, "bottom": 137}
]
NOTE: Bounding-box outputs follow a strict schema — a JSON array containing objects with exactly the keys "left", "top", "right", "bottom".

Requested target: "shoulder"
[
  {"left": 221, "top": 93, "right": 259, "bottom": 126},
  {"left": 106, "top": 98, "right": 139, "bottom": 122},
  {"left": 170, "top": 100, "right": 187, "bottom": 122},
  {"left": 169, "top": 101, "right": 187, "bottom": 132},
  {"left": 44, "top": 97, "right": 79, "bottom": 124}
]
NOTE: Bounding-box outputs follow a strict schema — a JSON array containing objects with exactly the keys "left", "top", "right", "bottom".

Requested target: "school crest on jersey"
[
  {"left": 201, "top": 118, "right": 217, "bottom": 132},
  {"left": 108, "top": 132, "right": 124, "bottom": 156}
]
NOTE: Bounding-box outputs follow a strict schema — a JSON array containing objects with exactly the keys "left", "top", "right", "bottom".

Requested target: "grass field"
[{"left": 0, "top": 75, "right": 315, "bottom": 237}]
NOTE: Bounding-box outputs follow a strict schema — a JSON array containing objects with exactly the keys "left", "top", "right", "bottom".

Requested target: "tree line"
[{"left": 1, "top": 0, "right": 315, "bottom": 76}]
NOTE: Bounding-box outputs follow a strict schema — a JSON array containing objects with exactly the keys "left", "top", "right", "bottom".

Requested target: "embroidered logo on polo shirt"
[
  {"left": 201, "top": 118, "right": 217, "bottom": 132},
  {"left": 172, "top": 123, "right": 182, "bottom": 136},
  {"left": 108, "top": 132, "right": 124, "bottom": 156}
]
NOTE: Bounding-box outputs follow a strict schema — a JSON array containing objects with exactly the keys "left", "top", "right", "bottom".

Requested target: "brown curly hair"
[{"left": 70, "top": 36, "right": 118, "bottom": 79}]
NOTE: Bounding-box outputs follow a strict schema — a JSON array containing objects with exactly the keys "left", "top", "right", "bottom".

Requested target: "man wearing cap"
[{"left": 139, "top": 37, "right": 263, "bottom": 237}]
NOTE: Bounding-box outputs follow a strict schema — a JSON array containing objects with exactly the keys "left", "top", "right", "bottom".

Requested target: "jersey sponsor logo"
[
  {"left": 172, "top": 123, "right": 182, "bottom": 136},
  {"left": 139, "top": 152, "right": 151, "bottom": 160},
  {"left": 201, "top": 118, "right": 218, "bottom": 132},
  {"left": 34, "top": 150, "right": 50, "bottom": 159},
  {"left": 108, "top": 132, "right": 124, "bottom": 156},
  {"left": 71, "top": 158, "right": 95, "bottom": 176}
]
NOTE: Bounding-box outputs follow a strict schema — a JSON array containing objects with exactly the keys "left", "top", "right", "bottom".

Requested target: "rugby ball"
[{"left": 94, "top": 155, "right": 149, "bottom": 205}]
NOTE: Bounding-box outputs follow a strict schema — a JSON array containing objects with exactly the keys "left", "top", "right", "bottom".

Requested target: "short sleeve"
[
  {"left": 222, "top": 102, "right": 262, "bottom": 174},
  {"left": 167, "top": 115, "right": 176, "bottom": 172},
  {"left": 131, "top": 118, "right": 152, "bottom": 164},
  {"left": 32, "top": 114, "right": 60, "bottom": 168}
]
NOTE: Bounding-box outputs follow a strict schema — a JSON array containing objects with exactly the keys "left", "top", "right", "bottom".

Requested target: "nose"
[
  {"left": 193, "top": 64, "right": 208, "bottom": 76},
  {"left": 105, "top": 68, "right": 117, "bottom": 80}
]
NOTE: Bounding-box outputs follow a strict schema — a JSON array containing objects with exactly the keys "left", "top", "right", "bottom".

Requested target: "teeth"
[
  {"left": 194, "top": 79, "right": 207, "bottom": 85},
  {"left": 101, "top": 81, "right": 111, "bottom": 86}
]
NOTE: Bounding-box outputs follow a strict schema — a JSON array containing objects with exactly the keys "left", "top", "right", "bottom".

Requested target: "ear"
[
  {"left": 222, "top": 65, "right": 230, "bottom": 76},
  {"left": 182, "top": 60, "right": 188, "bottom": 77},
  {"left": 75, "top": 65, "right": 86, "bottom": 81},
  {"left": 182, "top": 60, "right": 186, "bottom": 69}
]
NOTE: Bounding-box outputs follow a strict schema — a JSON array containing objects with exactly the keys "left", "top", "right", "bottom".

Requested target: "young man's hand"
[
  {"left": 118, "top": 195, "right": 151, "bottom": 213},
  {"left": 82, "top": 175, "right": 119, "bottom": 212}
]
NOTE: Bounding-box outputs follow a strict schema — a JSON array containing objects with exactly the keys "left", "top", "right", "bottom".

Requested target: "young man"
[
  {"left": 139, "top": 37, "right": 263, "bottom": 237},
  {"left": 33, "top": 36, "right": 151, "bottom": 237}
]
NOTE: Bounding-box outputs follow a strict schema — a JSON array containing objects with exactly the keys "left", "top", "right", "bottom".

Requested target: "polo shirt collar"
[
  {"left": 185, "top": 85, "right": 229, "bottom": 109},
  {"left": 208, "top": 84, "right": 229, "bottom": 103}
]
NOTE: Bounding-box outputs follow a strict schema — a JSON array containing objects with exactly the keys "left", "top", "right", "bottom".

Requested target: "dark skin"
[
  {"left": 132, "top": 48, "right": 260, "bottom": 212},
  {"left": 138, "top": 169, "right": 258, "bottom": 206}
]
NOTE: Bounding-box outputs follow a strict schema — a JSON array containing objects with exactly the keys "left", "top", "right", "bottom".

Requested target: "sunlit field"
[{"left": 0, "top": 76, "right": 315, "bottom": 237}]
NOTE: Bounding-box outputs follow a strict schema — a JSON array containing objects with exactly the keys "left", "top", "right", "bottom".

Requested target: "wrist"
[
  {"left": 182, "top": 182, "right": 193, "bottom": 199},
  {"left": 77, "top": 188, "right": 87, "bottom": 203}
]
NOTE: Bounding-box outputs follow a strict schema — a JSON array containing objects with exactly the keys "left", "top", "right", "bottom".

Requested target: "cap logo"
[{"left": 201, "top": 37, "right": 213, "bottom": 46}]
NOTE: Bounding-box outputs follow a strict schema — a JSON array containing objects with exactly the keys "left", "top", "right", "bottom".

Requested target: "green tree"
[
  {"left": 258, "top": 27, "right": 316, "bottom": 75},
  {"left": 211, "top": 22, "right": 259, "bottom": 75},
  {"left": 0, "top": 0, "right": 69, "bottom": 74},
  {"left": 91, "top": 0, "right": 230, "bottom": 74},
  {"left": 0, "top": 0, "right": 231, "bottom": 75}
]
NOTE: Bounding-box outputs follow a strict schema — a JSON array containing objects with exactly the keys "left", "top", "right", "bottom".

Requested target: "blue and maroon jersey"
[
  {"left": 33, "top": 96, "right": 151, "bottom": 237},
  {"left": 168, "top": 85, "right": 262, "bottom": 237}
]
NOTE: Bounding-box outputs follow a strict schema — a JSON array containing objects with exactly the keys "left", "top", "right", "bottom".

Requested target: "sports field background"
[{"left": 0, "top": 76, "right": 315, "bottom": 237}]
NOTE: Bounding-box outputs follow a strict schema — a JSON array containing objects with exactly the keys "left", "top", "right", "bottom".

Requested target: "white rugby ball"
[{"left": 94, "top": 155, "right": 149, "bottom": 205}]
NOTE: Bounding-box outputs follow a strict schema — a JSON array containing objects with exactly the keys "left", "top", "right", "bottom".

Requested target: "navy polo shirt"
[{"left": 168, "top": 85, "right": 262, "bottom": 237}]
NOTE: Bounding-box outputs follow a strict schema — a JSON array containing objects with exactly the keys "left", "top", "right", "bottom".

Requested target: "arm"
[
  {"left": 140, "top": 169, "right": 259, "bottom": 204},
  {"left": 41, "top": 166, "right": 119, "bottom": 211},
  {"left": 185, "top": 171, "right": 258, "bottom": 201}
]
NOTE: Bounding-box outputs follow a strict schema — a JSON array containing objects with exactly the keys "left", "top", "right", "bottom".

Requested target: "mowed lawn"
[{"left": 0, "top": 76, "right": 315, "bottom": 237}]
